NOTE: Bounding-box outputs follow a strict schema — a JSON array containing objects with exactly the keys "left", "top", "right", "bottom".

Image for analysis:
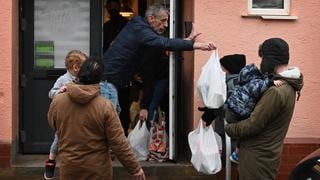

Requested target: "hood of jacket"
[
  {"left": 274, "top": 66, "right": 304, "bottom": 100},
  {"left": 66, "top": 83, "right": 100, "bottom": 104}
]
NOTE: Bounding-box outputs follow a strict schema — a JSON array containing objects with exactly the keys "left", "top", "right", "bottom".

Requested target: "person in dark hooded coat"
[{"left": 225, "top": 38, "right": 304, "bottom": 180}]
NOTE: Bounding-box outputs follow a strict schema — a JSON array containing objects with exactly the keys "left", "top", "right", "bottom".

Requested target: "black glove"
[{"left": 198, "top": 107, "right": 217, "bottom": 126}]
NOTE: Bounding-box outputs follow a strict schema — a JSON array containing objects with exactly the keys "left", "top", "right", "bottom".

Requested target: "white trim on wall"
[{"left": 248, "top": 0, "right": 290, "bottom": 16}]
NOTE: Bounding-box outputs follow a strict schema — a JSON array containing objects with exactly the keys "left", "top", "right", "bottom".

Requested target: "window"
[
  {"left": 34, "top": 0, "right": 90, "bottom": 69},
  {"left": 248, "top": 0, "right": 290, "bottom": 16}
]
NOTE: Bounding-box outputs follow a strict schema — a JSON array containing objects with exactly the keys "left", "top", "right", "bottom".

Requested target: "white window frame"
[{"left": 248, "top": 0, "right": 290, "bottom": 16}]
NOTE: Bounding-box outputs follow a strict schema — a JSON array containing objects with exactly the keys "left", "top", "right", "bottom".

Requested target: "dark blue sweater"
[{"left": 102, "top": 16, "right": 194, "bottom": 88}]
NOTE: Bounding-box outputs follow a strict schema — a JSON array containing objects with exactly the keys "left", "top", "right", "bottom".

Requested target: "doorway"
[
  {"left": 102, "top": 0, "right": 180, "bottom": 161},
  {"left": 19, "top": 0, "right": 183, "bottom": 161},
  {"left": 19, "top": 0, "right": 102, "bottom": 153}
]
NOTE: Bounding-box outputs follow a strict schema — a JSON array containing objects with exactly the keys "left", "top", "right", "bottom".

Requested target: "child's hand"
[
  {"left": 58, "top": 86, "right": 67, "bottom": 94},
  {"left": 274, "top": 80, "right": 283, "bottom": 87}
]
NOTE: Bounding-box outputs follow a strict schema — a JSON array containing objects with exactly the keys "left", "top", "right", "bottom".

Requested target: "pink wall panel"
[
  {"left": 0, "top": 0, "right": 14, "bottom": 143},
  {"left": 193, "top": 0, "right": 320, "bottom": 138}
]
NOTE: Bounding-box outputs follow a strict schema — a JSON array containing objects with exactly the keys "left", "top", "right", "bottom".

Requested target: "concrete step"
[{"left": 0, "top": 155, "right": 237, "bottom": 179}]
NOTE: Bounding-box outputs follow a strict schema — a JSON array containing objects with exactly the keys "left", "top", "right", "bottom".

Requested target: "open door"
[{"left": 20, "top": 0, "right": 102, "bottom": 153}]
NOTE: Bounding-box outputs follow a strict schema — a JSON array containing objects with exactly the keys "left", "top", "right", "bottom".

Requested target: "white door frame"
[{"left": 169, "top": 0, "right": 176, "bottom": 160}]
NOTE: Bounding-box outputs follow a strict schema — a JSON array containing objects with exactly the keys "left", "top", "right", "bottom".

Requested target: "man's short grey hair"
[{"left": 145, "top": 4, "right": 169, "bottom": 18}]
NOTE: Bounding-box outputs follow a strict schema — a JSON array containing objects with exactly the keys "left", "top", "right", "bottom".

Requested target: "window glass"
[
  {"left": 248, "top": 0, "right": 290, "bottom": 15},
  {"left": 34, "top": 0, "right": 90, "bottom": 69},
  {"left": 252, "top": 0, "right": 284, "bottom": 9}
]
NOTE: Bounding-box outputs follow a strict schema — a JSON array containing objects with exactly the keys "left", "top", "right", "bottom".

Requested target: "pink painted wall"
[
  {"left": 0, "top": 0, "right": 318, "bottom": 158},
  {"left": 0, "top": 0, "right": 19, "bottom": 144},
  {"left": 193, "top": 0, "right": 320, "bottom": 138}
]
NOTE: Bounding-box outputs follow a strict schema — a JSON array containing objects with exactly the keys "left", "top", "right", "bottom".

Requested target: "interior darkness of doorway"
[{"left": 102, "top": 0, "right": 190, "bottom": 161}]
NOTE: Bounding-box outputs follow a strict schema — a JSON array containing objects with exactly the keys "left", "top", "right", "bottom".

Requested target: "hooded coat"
[
  {"left": 225, "top": 67, "right": 303, "bottom": 179},
  {"left": 48, "top": 83, "right": 141, "bottom": 180}
]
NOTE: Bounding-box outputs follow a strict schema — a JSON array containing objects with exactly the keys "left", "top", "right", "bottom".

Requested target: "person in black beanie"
[
  {"left": 259, "top": 37, "right": 289, "bottom": 75},
  {"left": 220, "top": 54, "right": 246, "bottom": 74},
  {"left": 198, "top": 54, "right": 246, "bottom": 127},
  {"left": 225, "top": 38, "right": 304, "bottom": 179},
  {"left": 225, "top": 61, "right": 284, "bottom": 164},
  {"left": 198, "top": 53, "right": 247, "bottom": 169}
]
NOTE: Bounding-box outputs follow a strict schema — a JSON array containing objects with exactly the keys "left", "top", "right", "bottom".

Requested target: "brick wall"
[
  {"left": 0, "top": 143, "right": 11, "bottom": 167},
  {"left": 221, "top": 140, "right": 320, "bottom": 180},
  {"left": 277, "top": 141, "right": 320, "bottom": 180}
]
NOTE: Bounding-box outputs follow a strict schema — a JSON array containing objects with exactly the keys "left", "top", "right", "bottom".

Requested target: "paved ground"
[
  {"left": 0, "top": 155, "right": 233, "bottom": 180},
  {"left": 0, "top": 166, "right": 220, "bottom": 180}
]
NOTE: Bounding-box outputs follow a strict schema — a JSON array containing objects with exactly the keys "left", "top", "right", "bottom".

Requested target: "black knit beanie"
[
  {"left": 220, "top": 54, "right": 246, "bottom": 74},
  {"left": 259, "top": 38, "right": 289, "bottom": 74}
]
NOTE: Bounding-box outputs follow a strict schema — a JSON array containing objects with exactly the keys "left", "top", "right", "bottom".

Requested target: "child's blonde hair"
[{"left": 65, "top": 50, "right": 87, "bottom": 70}]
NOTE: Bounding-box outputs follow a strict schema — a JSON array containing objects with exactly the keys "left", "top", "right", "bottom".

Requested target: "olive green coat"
[{"left": 225, "top": 73, "right": 303, "bottom": 180}]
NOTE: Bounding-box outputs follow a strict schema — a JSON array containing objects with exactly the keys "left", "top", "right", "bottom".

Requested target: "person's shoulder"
[
  {"left": 95, "top": 96, "right": 119, "bottom": 116},
  {"left": 127, "top": 16, "right": 151, "bottom": 34},
  {"left": 58, "top": 72, "right": 68, "bottom": 78},
  {"left": 96, "top": 95, "right": 114, "bottom": 107},
  {"left": 264, "top": 84, "right": 285, "bottom": 98},
  {"left": 131, "top": 16, "right": 148, "bottom": 26},
  {"left": 131, "top": 16, "right": 142, "bottom": 21},
  {"left": 51, "top": 91, "right": 68, "bottom": 103},
  {"left": 54, "top": 72, "right": 68, "bottom": 83}
]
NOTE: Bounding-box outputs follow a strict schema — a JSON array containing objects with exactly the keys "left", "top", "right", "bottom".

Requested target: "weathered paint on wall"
[{"left": 193, "top": 0, "right": 320, "bottom": 138}]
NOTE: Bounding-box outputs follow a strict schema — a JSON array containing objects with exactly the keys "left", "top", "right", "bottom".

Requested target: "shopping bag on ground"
[
  {"left": 197, "top": 50, "right": 226, "bottom": 108},
  {"left": 188, "top": 119, "right": 222, "bottom": 174},
  {"left": 128, "top": 120, "right": 150, "bottom": 161},
  {"left": 148, "top": 110, "right": 169, "bottom": 162}
]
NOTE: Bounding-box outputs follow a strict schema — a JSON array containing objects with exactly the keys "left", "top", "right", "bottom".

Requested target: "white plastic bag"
[
  {"left": 128, "top": 120, "right": 150, "bottom": 161},
  {"left": 188, "top": 120, "right": 222, "bottom": 174},
  {"left": 197, "top": 50, "right": 226, "bottom": 108}
]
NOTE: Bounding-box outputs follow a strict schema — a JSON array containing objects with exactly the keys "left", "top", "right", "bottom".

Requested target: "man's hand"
[
  {"left": 193, "top": 42, "right": 216, "bottom": 51},
  {"left": 132, "top": 168, "right": 146, "bottom": 180},
  {"left": 139, "top": 109, "right": 148, "bottom": 121}
]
